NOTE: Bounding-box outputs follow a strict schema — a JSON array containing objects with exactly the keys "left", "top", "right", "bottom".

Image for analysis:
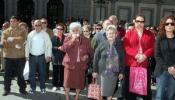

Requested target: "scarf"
[{"left": 104, "top": 44, "right": 119, "bottom": 76}]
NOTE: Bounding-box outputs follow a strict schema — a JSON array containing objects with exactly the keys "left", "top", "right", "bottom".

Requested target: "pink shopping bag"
[
  {"left": 129, "top": 66, "right": 147, "bottom": 95},
  {"left": 88, "top": 78, "right": 101, "bottom": 100}
]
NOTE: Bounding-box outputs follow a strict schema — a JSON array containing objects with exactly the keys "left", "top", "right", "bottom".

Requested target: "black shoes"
[
  {"left": 2, "top": 91, "right": 10, "bottom": 96},
  {"left": 20, "top": 90, "right": 28, "bottom": 95},
  {"left": 3, "top": 90, "right": 28, "bottom": 96},
  {"left": 0, "top": 69, "right": 4, "bottom": 72}
]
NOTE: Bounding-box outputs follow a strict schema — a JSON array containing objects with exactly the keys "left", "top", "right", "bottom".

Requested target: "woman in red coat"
[
  {"left": 123, "top": 14, "right": 155, "bottom": 100},
  {"left": 59, "top": 22, "right": 92, "bottom": 100}
]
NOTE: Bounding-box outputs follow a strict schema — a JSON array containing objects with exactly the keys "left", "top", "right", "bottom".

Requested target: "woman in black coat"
[
  {"left": 51, "top": 23, "right": 65, "bottom": 91},
  {"left": 92, "top": 25, "right": 125, "bottom": 100},
  {"left": 154, "top": 15, "right": 175, "bottom": 100}
]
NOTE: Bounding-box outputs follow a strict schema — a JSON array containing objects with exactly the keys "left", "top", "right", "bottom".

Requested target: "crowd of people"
[{"left": 0, "top": 14, "right": 175, "bottom": 100}]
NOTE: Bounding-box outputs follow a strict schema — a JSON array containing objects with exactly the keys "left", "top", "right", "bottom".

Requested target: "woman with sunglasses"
[
  {"left": 154, "top": 15, "right": 175, "bottom": 100},
  {"left": 123, "top": 14, "right": 155, "bottom": 100},
  {"left": 51, "top": 23, "right": 65, "bottom": 92}
]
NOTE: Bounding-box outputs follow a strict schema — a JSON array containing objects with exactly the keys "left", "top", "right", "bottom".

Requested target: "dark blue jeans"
[
  {"left": 156, "top": 71, "right": 175, "bottom": 100},
  {"left": 29, "top": 54, "right": 46, "bottom": 91}
]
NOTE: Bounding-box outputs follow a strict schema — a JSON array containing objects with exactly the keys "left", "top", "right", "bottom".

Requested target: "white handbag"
[{"left": 23, "top": 61, "right": 29, "bottom": 80}]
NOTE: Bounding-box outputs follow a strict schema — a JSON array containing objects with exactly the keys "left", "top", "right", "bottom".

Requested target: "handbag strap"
[{"left": 92, "top": 78, "right": 97, "bottom": 84}]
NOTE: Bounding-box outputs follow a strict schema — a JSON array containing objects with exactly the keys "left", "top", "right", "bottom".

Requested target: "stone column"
[
  {"left": 110, "top": 0, "right": 116, "bottom": 15},
  {"left": 34, "top": 0, "right": 39, "bottom": 18},
  {"left": 90, "top": 0, "right": 94, "bottom": 24},
  {"left": 133, "top": 0, "right": 139, "bottom": 16},
  {"left": 5, "top": 0, "right": 18, "bottom": 19},
  {"left": 156, "top": 0, "right": 162, "bottom": 25},
  {"left": 68, "top": 0, "right": 73, "bottom": 18},
  {"left": 63, "top": 0, "right": 68, "bottom": 19},
  {"left": 4, "top": 0, "right": 9, "bottom": 19},
  {"left": 37, "top": 0, "right": 43, "bottom": 18},
  {"left": 43, "top": 0, "right": 49, "bottom": 18}
]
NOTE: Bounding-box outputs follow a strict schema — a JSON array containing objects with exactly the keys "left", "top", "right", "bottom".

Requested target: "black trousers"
[
  {"left": 45, "top": 62, "right": 50, "bottom": 80},
  {"left": 52, "top": 65, "right": 64, "bottom": 87},
  {"left": 124, "top": 66, "right": 152, "bottom": 100},
  {"left": 4, "top": 58, "right": 26, "bottom": 92}
]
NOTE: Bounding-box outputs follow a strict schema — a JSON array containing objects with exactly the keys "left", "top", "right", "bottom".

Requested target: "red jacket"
[{"left": 124, "top": 28, "right": 155, "bottom": 67}]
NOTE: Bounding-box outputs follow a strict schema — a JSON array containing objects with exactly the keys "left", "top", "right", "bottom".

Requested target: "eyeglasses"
[
  {"left": 96, "top": 28, "right": 101, "bottom": 30},
  {"left": 56, "top": 28, "right": 64, "bottom": 30},
  {"left": 35, "top": 24, "right": 41, "bottom": 27},
  {"left": 165, "top": 22, "right": 175, "bottom": 26},
  {"left": 135, "top": 20, "right": 145, "bottom": 23},
  {"left": 41, "top": 22, "right": 47, "bottom": 24},
  {"left": 83, "top": 31, "right": 89, "bottom": 32}
]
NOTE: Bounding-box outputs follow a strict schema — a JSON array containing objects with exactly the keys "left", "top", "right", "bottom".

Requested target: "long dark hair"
[{"left": 158, "top": 15, "right": 175, "bottom": 39}]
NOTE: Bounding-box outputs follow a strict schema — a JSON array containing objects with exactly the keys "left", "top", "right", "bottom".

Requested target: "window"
[
  {"left": 0, "top": 0, "right": 4, "bottom": 26},
  {"left": 47, "top": 0, "right": 64, "bottom": 28},
  {"left": 17, "top": 0, "right": 34, "bottom": 26}
]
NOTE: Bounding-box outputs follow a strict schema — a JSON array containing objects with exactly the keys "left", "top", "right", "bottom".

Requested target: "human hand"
[
  {"left": 92, "top": 72, "right": 98, "bottom": 78},
  {"left": 81, "top": 55, "right": 89, "bottom": 61},
  {"left": 15, "top": 44, "right": 21, "bottom": 49},
  {"left": 7, "top": 37, "right": 14, "bottom": 42},
  {"left": 135, "top": 53, "right": 142, "bottom": 60},
  {"left": 137, "top": 54, "right": 147, "bottom": 63},
  {"left": 26, "top": 57, "right": 29, "bottom": 61},
  {"left": 118, "top": 74, "right": 123, "bottom": 80},
  {"left": 45, "top": 56, "right": 51, "bottom": 63},
  {"left": 71, "top": 34, "right": 78, "bottom": 41}
]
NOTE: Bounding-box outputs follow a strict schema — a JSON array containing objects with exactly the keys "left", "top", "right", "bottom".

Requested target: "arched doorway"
[
  {"left": 0, "top": 0, "right": 5, "bottom": 26},
  {"left": 47, "top": 0, "right": 64, "bottom": 28},
  {"left": 17, "top": 0, "right": 34, "bottom": 26}
]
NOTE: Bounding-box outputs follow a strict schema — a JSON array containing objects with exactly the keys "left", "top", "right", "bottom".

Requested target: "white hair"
[
  {"left": 69, "top": 22, "right": 82, "bottom": 33},
  {"left": 106, "top": 25, "right": 117, "bottom": 35}
]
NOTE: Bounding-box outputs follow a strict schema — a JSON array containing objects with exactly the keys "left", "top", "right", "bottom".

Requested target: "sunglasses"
[
  {"left": 56, "top": 28, "right": 64, "bottom": 30},
  {"left": 135, "top": 20, "right": 145, "bottom": 23},
  {"left": 165, "top": 22, "right": 175, "bottom": 26},
  {"left": 96, "top": 28, "right": 101, "bottom": 30},
  {"left": 41, "top": 22, "right": 47, "bottom": 24},
  {"left": 35, "top": 24, "right": 41, "bottom": 27}
]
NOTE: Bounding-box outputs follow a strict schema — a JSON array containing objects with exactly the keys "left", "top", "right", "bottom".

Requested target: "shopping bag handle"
[{"left": 92, "top": 77, "right": 97, "bottom": 84}]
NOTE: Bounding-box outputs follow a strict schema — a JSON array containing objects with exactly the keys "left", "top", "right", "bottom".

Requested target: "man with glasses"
[
  {"left": 95, "top": 24, "right": 102, "bottom": 33},
  {"left": 41, "top": 18, "right": 53, "bottom": 37},
  {"left": 91, "top": 19, "right": 112, "bottom": 51},
  {"left": 25, "top": 19, "right": 52, "bottom": 94},
  {"left": 41, "top": 18, "right": 53, "bottom": 80},
  {"left": 1, "top": 16, "right": 27, "bottom": 96}
]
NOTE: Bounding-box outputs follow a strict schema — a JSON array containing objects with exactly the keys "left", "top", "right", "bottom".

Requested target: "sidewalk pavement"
[{"left": 0, "top": 72, "right": 156, "bottom": 100}]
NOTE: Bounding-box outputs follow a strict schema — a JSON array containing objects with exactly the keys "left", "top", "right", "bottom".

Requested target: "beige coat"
[{"left": 1, "top": 27, "right": 27, "bottom": 58}]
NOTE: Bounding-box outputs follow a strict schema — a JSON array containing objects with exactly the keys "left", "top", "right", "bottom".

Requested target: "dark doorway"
[
  {"left": 47, "top": 0, "right": 64, "bottom": 28},
  {"left": 0, "top": 0, "right": 5, "bottom": 26},
  {"left": 17, "top": 0, "right": 34, "bottom": 26}
]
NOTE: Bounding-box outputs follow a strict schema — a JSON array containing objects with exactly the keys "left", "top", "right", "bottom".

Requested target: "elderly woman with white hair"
[
  {"left": 58, "top": 22, "right": 92, "bottom": 100},
  {"left": 92, "top": 25, "right": 125, "bottom": 100}
]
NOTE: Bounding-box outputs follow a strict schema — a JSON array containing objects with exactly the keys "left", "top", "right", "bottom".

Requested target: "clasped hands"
[
  {"left": 135, "top": 53, "right": 147, "bottom": 63},
  {"left": 7, "top": 37, "right": 15, "bottom": 42}
]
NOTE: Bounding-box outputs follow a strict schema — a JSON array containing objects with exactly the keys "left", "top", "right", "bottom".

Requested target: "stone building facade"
[{"left": 0, "top": 0, "right": 175, "bottom": 27}]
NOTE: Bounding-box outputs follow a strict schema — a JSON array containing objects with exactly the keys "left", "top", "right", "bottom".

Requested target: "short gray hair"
[
  {"left": 69, "top": 22, "right": 82, "bottom": 33},
  {"left": 106, "top": 25, "right": 117, "bottom": 34}
]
